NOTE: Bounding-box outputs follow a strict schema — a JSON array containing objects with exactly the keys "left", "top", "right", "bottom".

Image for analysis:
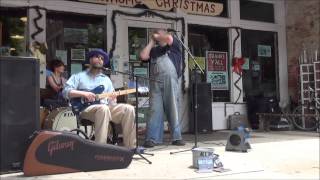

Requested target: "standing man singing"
[
  {"left": 62, "top": 49, "right": 136, "bottom": 149},
  {"left": 140, "top": 29, "right": 185, "bottom": 148}
]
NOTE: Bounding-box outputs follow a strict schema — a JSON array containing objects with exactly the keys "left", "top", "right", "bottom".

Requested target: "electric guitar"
[{"left": 70, "top": 85, "right": 147, "bottom": 113}]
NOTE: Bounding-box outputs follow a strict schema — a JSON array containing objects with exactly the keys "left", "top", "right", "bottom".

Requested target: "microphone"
[
  {"left": 167, "top": 28, "right": 179, "bottom": 32},
  {"left": 85, "top": 64, "right": 112, "bottom": 73}
]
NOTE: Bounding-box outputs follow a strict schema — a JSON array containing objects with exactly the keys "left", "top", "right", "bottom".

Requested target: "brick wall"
[{"left": 285, "top": 0, "right": 320, "bottom": 103}]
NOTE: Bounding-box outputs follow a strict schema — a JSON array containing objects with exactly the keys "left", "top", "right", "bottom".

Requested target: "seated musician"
[
  {"left": 62, "top": 49, "right": 136, "bottom": 149},
  {"left": 41, "top": 59, "right": 68, "bottom": 108},
  {"left": 47, "top": 59, "right": 66, "bottom": 96}
]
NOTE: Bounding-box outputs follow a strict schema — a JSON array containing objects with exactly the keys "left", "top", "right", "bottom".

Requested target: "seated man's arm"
[{"left": 62, "top": 74, "right": 96, "bottom": 102}]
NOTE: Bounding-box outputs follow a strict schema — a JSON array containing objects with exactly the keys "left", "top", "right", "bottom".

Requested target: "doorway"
[{"left": 241, "top": 29, "right": 278, "bottom": 100}]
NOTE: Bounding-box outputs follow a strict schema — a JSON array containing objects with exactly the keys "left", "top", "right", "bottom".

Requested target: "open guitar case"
[{"left": 23, "top": 130, "right": 133, "bottom": 176}]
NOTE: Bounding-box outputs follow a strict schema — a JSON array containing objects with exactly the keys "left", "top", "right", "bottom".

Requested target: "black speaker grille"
[
  {"left": 189, "top": 83, "right": 212, "bottom": 133},
  {"left": 229, "top": 134, "right": 242, "bottom": 146},
  {"left": 0, "top": 57, "right": 40, "bottom": 173}
]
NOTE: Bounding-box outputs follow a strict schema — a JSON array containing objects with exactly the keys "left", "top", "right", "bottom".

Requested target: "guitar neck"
[{"left": 97, "top": 89, "right": 136, "bottom": 99}]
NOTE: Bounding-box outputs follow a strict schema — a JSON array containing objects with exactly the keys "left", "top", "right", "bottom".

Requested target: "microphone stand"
[
  {"left": 104, "top": 68, "right": 162, "bottom": 164},
  {"left": 169, "top": 31, "right": 204, "bottom": 155}
]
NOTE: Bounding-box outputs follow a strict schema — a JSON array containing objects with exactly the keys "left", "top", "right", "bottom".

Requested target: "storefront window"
[
  {"left": 128, "top": 27, "right": 150, "bottom": 87},
  {"left": 46, "top": 12, "right": 105, "bottom": 76},
  {"left": 188, "top": 25, "right": 230, "bottom": 102},
  {"left": 0, "top": 7, "right": 27, "bottom": 56},
  {"left": 241, "top": 29, "right": 278, "bottom": 100},
  {"left": 240, "top": 0, "right": 275, "bottom": 23}
]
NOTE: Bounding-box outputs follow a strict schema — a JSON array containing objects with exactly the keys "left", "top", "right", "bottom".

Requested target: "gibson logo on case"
[{"left": 48, "top": 140, "right": 75, "bottom": 157}]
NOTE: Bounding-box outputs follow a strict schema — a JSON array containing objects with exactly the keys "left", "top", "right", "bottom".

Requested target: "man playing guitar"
[{"left": 62, "top": 49, "right": 136, "bottom": 149}]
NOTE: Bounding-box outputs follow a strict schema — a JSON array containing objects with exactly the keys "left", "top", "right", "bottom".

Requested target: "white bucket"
[{"left": 192, "top": 147, "right": 214, "bottom": 168}]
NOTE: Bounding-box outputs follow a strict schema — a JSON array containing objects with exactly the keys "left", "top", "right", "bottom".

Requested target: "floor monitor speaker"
[{"left": 225, "top": 131, "right": 251, "bottom": 152}]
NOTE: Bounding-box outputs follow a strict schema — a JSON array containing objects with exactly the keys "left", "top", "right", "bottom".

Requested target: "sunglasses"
[{"left": 92, "top": 55, "right": 104, "bottom": 60}]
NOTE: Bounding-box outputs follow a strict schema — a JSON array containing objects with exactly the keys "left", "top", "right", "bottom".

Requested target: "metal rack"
[
  {"left": 314, "top": 61, "right": 320, "bottom": 108},
  {"left": 299, "top": 63, "right": 315, "bottom": 107}
]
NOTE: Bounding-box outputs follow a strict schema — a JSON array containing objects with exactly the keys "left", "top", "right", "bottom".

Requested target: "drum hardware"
[
  {"left": 40, "top": 107, "right": 50, "bottom": 129},
  {"left": 43, "top": 107, "right": 77, "bottom": 132},
  {"left": 43, "top": 107, "right": 117, "bottom": 143}
]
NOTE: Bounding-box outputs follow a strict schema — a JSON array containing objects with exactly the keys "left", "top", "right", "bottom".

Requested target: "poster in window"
[
  {"left": 71, "top": 49, "right": 85, "bottom": 61},
  {"left": 257, "top": 45, "right": 271, "bottom": 57},
  {"left": 206, "top": 51, "right": 227, "bottom": 72},
  {"left": 134, "top": 67, "right": 148, "bottom": 77},
  {"left": 206, "top": 51, "right": 228, "bottom": 90},
  {"left": 242, "top": 57, "right": 250, "bottom": 70},
  {"left": 207, "top": 71, "right": 228, "bottom": 90}
]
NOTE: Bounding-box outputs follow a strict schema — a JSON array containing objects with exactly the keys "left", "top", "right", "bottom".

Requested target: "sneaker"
[
  {"left": 143, "top": 140, "right": 156, "bottom": 148},
  {"left": 172, "top": 140, "right": 185, "bottom": 146}
]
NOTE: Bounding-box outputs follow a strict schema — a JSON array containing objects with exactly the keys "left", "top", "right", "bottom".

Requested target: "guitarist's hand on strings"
[
  {"left": 107, "top": 92, "right": 118, "bottom": 105},
  {"left": 83, "top": 91, "right": 96, "bottom": 102},
  {"left": 109, "top": 92, "right": 118, "bottom": 101}
]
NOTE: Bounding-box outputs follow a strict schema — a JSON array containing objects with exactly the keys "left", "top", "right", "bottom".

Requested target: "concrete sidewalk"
[{"left": 1, "top": 131, "right": 319, "bottom": 179}]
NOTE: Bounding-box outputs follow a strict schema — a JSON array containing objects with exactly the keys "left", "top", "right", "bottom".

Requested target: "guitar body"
[
  {"left": 70, "top": 85, "right": 138, "bottom": 114},
  {"left": 70, "top": 85, "right": 105, "bottom": 114}
]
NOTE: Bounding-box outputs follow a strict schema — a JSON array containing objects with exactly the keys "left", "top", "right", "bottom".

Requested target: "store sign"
[
  {"left": 206, "top": 51, "right": 228, "bottom": 90},
  {"left": 78, "top": 0, "right": 223, "bottom": 16}
]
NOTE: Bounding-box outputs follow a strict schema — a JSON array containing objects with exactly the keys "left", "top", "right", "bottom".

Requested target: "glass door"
[
  {"left": 241, "top": 29, "right": 278, "bottom": 129},
  {"left": 241, "top": 29, "right": 278, "bottom": 100}
]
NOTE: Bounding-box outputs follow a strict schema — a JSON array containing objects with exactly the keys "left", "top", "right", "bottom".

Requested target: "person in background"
[
  {"left": 62, "top": 49, "right": 136, "bottom": 149},
  {"left": 41, "top": 59, "right": 67, "bottom": 108},
  {"left": 140, "top": 28, "right": 185, "bottom": 148},
  {"left": 46, "top": 59, "right": 67, "bottom": 97}
]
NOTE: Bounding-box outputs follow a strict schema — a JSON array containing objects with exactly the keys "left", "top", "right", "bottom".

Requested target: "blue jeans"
[{"left": 145, "top": 54, "right": 182, "bottom": 144}]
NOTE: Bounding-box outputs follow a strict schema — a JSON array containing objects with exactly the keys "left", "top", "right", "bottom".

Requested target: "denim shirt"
[{"left": 62, "top": 70, "right": 114, "bottom": 104}]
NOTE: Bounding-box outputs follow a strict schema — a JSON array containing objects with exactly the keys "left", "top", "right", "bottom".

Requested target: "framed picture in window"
[{"left": 71, "top": 48, "right": 85, "bottom": 61}]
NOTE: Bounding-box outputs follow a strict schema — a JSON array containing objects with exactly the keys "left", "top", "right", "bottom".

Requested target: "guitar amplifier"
[{"left": 227, "top": 112, "right": 249, "bottom": 130}]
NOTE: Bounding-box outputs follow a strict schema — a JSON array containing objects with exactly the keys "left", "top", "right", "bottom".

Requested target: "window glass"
[
  {"left": 46, "top": 12, "right": 105, "bottom": 76},
  {"left": 188, "top": 25, "right": 230, "bottom": 102},
  {"left": 0, "top": 7, "right": 27, "bottom": 56},
  {"left": 241, "top": 29, "right": 278, "bottom": 100},
  {"left": 240, "top": 0, "right": 275, "bottom": 23}
]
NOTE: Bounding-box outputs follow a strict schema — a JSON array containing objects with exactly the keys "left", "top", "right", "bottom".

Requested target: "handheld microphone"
[{"left": 167, "top": 28, "right": 179, "bottom": 32}]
